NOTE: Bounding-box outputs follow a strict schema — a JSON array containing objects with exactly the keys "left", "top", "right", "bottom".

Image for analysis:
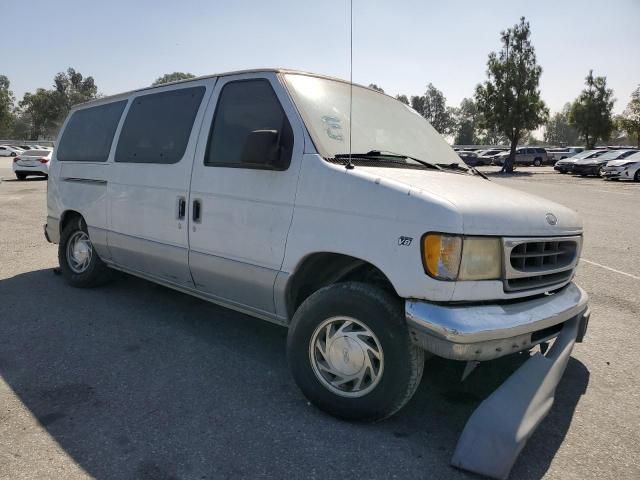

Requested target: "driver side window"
[{"left": 204, "top": 79, "right": 293, "bottom": 169}]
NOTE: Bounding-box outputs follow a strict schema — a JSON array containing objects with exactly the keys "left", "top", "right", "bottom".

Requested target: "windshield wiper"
[
  {"left": 437, "top": 162, "right": 489, "bottom": 180},
  {"left": 334, "top": 150, "right": 442, "bottom": 171}
]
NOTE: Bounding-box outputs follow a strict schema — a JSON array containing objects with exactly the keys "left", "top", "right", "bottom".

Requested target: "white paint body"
[
  {"left": 12, "top": 150, "right": 51, "bottom": 177},
  {"left": 602, "top": 152, "right": 640, "bottom": 181},
  {"left": 46, "top": 69, "right": 585, "bottom": 326}
]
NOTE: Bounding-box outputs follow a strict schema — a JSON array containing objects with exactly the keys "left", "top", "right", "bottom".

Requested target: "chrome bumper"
[{"left": 406, "top": 283, "right": 589, "bottom": 361}]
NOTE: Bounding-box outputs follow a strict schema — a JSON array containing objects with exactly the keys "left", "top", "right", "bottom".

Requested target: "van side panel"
[
  {"left": 48, "top": 97, "right": 130, "bottom": 260},
  {"left": 107, "top": 80, "right": 214, "bottom": 286},
  {"left": 187, "top": 72, "right": 305, "bottom": 315}
]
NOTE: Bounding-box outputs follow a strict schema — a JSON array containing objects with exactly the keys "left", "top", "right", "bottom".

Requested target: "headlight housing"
[{"left": 421, "top": 233, "right": 502, "bottom": 281}]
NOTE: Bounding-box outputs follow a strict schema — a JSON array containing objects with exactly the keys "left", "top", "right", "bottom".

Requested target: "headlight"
[{"left": 422, "top": 234, "right": 502, "bottom": 281}]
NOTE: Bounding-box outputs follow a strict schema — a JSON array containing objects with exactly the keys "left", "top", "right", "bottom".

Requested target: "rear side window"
[
  {"left": 57, "top": 101, "right": 127, "bottom": 162},
  {"left": 536, "top": 148, "right": 546, "bottom": 153},
  {"left": 205, "top": 79, "right": 293, "bottom": 168},
  {"left": 116, "top": 86, "right": 205, "bottom": 164}
]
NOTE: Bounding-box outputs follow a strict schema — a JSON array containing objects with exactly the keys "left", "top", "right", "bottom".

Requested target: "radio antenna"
[{"left": 346, "top": 0, "right": 354, "bottom": 170}]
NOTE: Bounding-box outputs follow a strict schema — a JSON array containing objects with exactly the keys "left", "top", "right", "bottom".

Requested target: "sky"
[{"left": 4, "top": 0, "right": 640, "bottom": 114}]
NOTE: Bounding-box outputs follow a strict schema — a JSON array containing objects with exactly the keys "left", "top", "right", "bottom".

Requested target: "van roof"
[{"left": 73, "top": 68, "right": 382, "bottom": 109}]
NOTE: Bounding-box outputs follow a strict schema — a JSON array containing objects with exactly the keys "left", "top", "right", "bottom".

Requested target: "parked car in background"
[
  {"left": 456, "top": 150, "right": 485, "bottom": 166},
  {"left": 601, "top": 151, "right": 640, "bottom": 181},
  {"left": 12, "top": 149, "right": 52, "bottom": 179},
  {"left": 493, "top": 147, "right": 549, "bottom": 166},
  {"left": 572, "top": 149, "right": 638, "bottom": 177},
  {"left": 0, "top": 145, "right": 24, "bottom": 157},
  {"left": 476, "top": 148, "right": 504, "bottom": 164},
  {"left": 548, "top": 147, "right": 584, "bottom": 162},
  {"left": 554, "top": 149, "right": 606, "bottom": 174}
]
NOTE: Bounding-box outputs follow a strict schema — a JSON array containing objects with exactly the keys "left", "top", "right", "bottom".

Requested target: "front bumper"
[
  {"left": 406, "top": 282, "right": 589, "bottom": 361},
  {"left": 601, "top": 167, "right": 626, "bottom": 179},
  {"left": 451, "top": 314, "right": 583, "bottom": 479},
  {"left": 554, "top": 163, "right": 573, "bottom": 172}
]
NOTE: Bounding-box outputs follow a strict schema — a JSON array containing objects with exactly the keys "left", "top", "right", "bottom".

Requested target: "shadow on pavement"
[{"left": 0, "top": 268, "right": 589, "bottom": 479}]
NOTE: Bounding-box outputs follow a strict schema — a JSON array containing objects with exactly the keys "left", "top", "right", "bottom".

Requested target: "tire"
[
  {"left": 58, "top": 217, "right": 112, "bottom": 288},
  {"left": 16, "top": 173, "right": 27, "bottom": 180},
  {"left": 635, "top": 170, "right": 640, "bottom": 182},
  {"left": 10, "top": 152, "right": 16, "bottom": 157},
  {"left": 533, "top": 158, "right": 542, "bottom": 167},
  {"left": 287, "top": 282, "right": 424, "bottom": 422}
]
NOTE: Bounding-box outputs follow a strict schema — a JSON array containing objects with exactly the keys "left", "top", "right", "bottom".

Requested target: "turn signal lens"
[{"left": 422, "top": 234, "right": 462, "bottom": 280}]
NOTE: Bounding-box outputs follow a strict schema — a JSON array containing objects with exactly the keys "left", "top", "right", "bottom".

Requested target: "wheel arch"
[
  {"left": 59, "top": 210, "right": 85, "bottom": 236},
  {"left": 284, "top": 252, "right": 398, "bottom": 320}
]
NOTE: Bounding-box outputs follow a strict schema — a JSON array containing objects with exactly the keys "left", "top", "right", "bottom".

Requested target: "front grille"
[
  {"left": 503, "top": 236, "right": 581, "bottom": 292},
  {"left": 510, "top": 240, "right": 577, "bottom": 272}
]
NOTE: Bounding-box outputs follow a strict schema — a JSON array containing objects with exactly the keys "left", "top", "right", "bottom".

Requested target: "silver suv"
[{"left": 493, "top": 147, "right": 549, "bottom": 166}]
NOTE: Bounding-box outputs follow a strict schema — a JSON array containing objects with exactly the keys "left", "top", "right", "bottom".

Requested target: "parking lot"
[{"left": 0, "top": 159, "right": 638, "bottom": 480}]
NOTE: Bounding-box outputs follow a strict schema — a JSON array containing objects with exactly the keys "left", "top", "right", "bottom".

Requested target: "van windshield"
[{"left": 283, "top": 74, "right": 460, "bottom": 167}]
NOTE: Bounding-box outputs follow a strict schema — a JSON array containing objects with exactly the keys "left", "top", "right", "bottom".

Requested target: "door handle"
[
  {"left": 192, "top": 199, "right": 202, "bottom": 223},
  {"left": 177, "top": 196, "right": 186, "bottom": 220}
]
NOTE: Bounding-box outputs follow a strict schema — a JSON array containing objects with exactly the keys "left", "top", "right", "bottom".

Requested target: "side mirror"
[{"left": 241, "top": 129, "right": 282, "bottom": 168}]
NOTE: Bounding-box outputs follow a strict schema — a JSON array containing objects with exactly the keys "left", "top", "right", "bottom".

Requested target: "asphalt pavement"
[{"left": 0, "top": 160, "right": 638, "bottom": 480}]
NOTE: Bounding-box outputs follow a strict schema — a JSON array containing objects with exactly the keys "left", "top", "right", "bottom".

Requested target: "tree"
[
  {"left": 367, "top": 83, "right": 385, "bottom": 93},
  {"left": 152, "top": 72, "right": 196, "bottom": 86},
  {"left": 569, "top": 70, "right": 615, "bottom": 149},
  {"left": 17, "top": 67, "right": 99, "bottom": 140},
  {"left": 544, "top": 103, "right": 579, "bottom": 146},
  {"left": 54, "top": 67, "right": 98, "bottom": 111},
  {"left": 617, "top": 85, "right": 640, "bottom": 148},
  {"left": 411, "top": 83, "right": 455, "bottom": 135},
  {"left": 0, "top": 75, "right": 15, "bottom": 137},
  {"left": 410, "top": 95, "right": 425, "bottom": 115},
  {"left": 395, "top": 94, "right": 409, "bottom": 105},
  {"left": 453, "top": 98, "right": 480, "bottom": 145},
  {"left": 475, "top": 17, "right": 548, "bottom": 172},
  {"left": 19, "top": 89, "right": 61, "bottom": 139}
]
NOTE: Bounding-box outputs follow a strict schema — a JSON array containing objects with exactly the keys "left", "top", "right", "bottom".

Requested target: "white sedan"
[
  {"left": 12, "top": 149, "right": 52, "bottom": 180},
  {"left": 602, "top": 151, "right": 640, "bottom": 181},
  {"left": 0, "top": 145, "right": 24, "bottom": 157}
]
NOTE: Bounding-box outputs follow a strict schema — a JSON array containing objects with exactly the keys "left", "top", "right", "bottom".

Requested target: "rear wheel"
[
  {"left": 635, "top": 170, "right": 640, "bottom": 182},
  {"left": 533, "top": 158, "right": 542, "bottom": 167},
  {"left": 59, "top": 217, "right": 112, "bottom": 287},
  {"left": 287, "top": 282, "right": 424, "bottom": 422},
  {"left": 15, "top": 173, "right": 26, "bottom": 180}
]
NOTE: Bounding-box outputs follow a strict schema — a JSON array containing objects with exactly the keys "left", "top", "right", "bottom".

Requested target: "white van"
[{"left": 45, "top": 69, "right": 590, "bottom": 422}]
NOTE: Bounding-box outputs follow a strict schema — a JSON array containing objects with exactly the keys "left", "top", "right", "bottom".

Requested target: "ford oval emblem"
[{"left": 546, "top": 213, "right": 558, "bottom": 225}]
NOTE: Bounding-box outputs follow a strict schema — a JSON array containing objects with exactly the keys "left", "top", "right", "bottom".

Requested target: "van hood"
[{"left": 358, "top": 167, "right": 582, "bottom": 236}]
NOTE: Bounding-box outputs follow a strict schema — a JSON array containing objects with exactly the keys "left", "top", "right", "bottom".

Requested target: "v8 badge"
[{"left": 398, "top": 236, "right": 413, "bottom": 246}]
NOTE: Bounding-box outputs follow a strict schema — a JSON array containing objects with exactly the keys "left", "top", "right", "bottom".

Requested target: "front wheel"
[
  {"left": 59, "top": 217, "right": 112, "bottom": 287},
  {"left": 635, "top": 170, "right": 640, "bottom": 182},
  {"left": 287, "top": 282, "right": 424, "bottom": 422}
]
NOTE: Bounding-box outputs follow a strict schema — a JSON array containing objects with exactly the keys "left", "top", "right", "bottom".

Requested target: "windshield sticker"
[{"left": 321, "top": 116, "right": 344, "bottom": 141}]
